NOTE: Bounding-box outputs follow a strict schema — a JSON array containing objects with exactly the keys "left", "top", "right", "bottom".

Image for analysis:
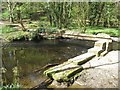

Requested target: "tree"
[
  {"left": 7, "top": 0, "right": 17, "bottom": 23},
  {"left": 16, "top": 3, "right": 26, "bottom": 31}
]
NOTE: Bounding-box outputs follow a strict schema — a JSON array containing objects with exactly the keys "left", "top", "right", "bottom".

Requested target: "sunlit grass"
[
  {"left": 68, "top": 26, "right": 119, "bottom": 37},
  {"left": 85, "top": 26, "right": 120, "bottom": 37},
  {"left": 1, "top": 26, "right": 17, "bottom": 34}
]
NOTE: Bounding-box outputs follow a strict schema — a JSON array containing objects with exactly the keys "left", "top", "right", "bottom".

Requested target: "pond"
[{"left": 2, "top": 39, "right": 95, "bottom": 88}]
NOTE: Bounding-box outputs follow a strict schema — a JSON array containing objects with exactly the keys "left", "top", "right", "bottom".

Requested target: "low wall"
[
  {"left": 62, "top": 31, "right": 112, "bottom": 41},
  {"left": 44, "top": 35, "right": 113, "bottom": 84}
]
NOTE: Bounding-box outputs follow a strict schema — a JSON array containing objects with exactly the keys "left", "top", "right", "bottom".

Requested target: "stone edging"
[{"left": 44, "top": 34, "right": 113, "bottom": 84}]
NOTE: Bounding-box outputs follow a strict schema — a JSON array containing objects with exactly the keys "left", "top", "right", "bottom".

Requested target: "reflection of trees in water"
[
  {"left": 2, "top": 49, "right": 20, "bottom": 87},
  {"left": 1, "top": 65, "right": 20, "bottom": 87},
  {"left": 2, "top": 41, "right": 90, "bottom": 87},
  {"left": 12, "top": 66, "right": 19, "bottom": 87}
]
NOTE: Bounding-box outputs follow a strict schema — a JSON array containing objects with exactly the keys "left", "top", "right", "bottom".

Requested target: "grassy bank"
[
  {"left": 1, "top": 26, "right": 40, "bottom": 42},
  {"left": 69, "top": 26, "right": 120, "bottom": 37},
  {"left": 1, "top": 25, "right": 120, "bottom": 42},
  {"left": 85, "top": 26, "right": 120, "bottom": 37}
]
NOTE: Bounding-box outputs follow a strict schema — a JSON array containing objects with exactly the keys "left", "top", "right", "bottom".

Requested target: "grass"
[
  {"left": 85, "top": 26, "right": 120, "bottom": 37},
  {"left": 1, "top": 26, "right": 17, "bottom": 34},
  {"left": 68, "top": 26, "right": 120, "bottom": 37}
]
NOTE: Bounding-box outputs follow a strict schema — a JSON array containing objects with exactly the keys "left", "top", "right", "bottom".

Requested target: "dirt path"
[
  {"left": 73, "top": 50, "right": 119, "bottom": 88},
  {"left": 47, "top": 51, "right": 119, "bottom": 88}
]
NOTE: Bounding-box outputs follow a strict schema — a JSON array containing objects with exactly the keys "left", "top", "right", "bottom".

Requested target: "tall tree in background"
[
  {"left": 96, "top": 2, "right": 105, "bottom": 26},
  {"left": 46, "top": 2, "right": 73, "bottom": 29},
  {"left": 16, "top": 3, "right": 26, "bottom": 31},
  {"left": 7, "top": 0, "right": 16, "bottom": 23},
  {"left": 78, "top": 2, "right": 88, "bottom": 32}
]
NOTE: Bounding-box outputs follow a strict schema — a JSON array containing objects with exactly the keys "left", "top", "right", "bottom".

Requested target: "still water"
[{"left": 2, "top": 39, "right": 94, "bottom": 88}]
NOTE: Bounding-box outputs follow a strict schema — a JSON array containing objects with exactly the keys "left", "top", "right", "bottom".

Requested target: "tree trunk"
[
  {"left": 17, "top": 10, "right": 26, "bottom": 31},
  {"left": 64, "top": 2, "right": 69, "bottom": 28},
  {"left": 59, "top": 3, "right": 64, "bottom": 29},
  {"left": 7, "top": 2, "right": 14, "bottom": 23},
  {"left": 96, "top": 3, "right": 105, "bottom": 26},
  {"left": 117, "top": 2, "right": 120, "bottom": 29},
  {"left": 49, "top": 15, "right": 52, "bottom": 26}
]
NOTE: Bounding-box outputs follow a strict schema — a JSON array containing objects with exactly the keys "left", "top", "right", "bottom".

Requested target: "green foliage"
[
  {"left": 39, "top": 16, "right": 47, "bottom": 21},
  {"left": 0, "top": 10, "right": 9, "bottom": 20},
  {"left": 1, "top": 26, "right": 16, "bottom": 34},
  {"left": 2, "top": 2, "right": 119, "bottom": 28},
  {"left": 1, "top": 2, "right": 119, "bottom": 37},
  {"left": 46, "top": 27, "right": 57, "bottom": 34},
  {"left": 27, "top": 23, "right": 38, "bottom": 29},
  {"left": 3, "top": 30, "right": 34, "bottom": 42}
]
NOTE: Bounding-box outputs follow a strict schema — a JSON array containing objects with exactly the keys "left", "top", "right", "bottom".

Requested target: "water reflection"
[{"left": 2, "top": 39, "right": 94, "bottom": 88}]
